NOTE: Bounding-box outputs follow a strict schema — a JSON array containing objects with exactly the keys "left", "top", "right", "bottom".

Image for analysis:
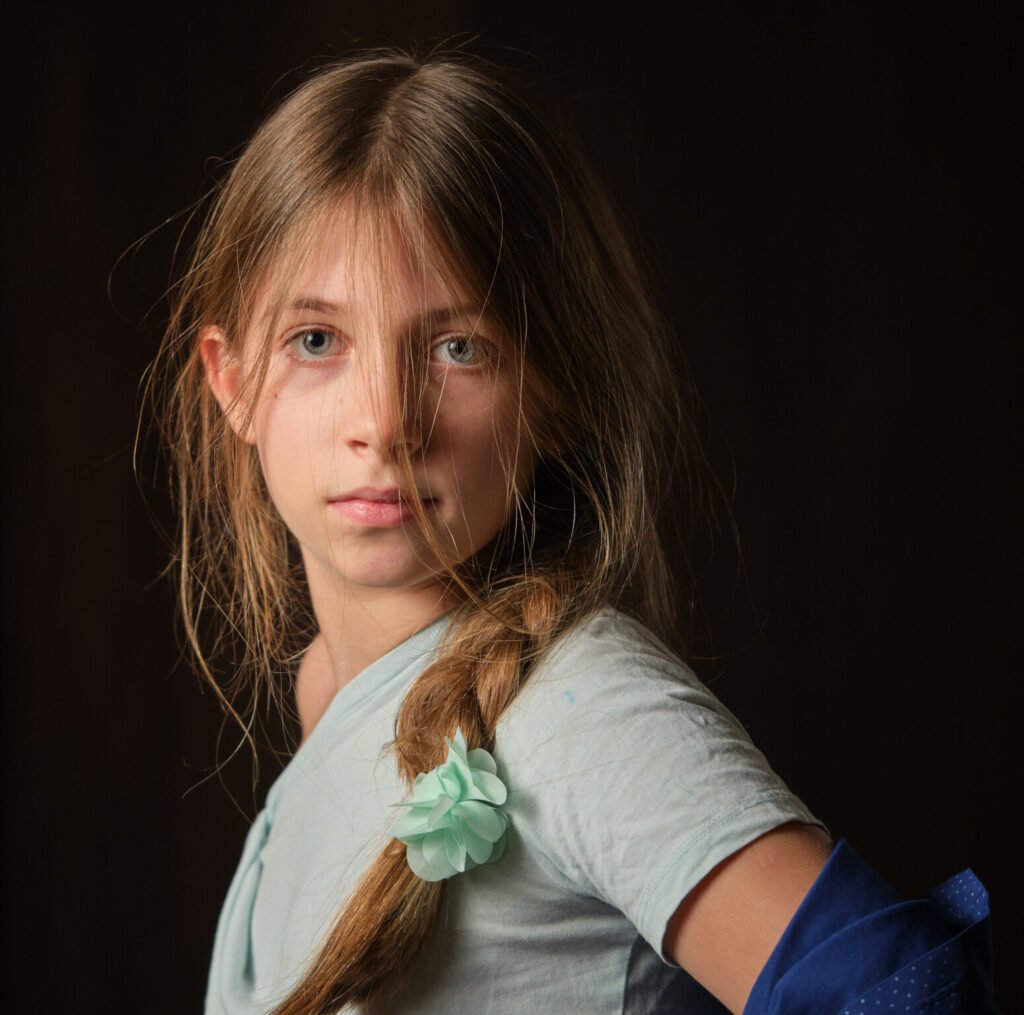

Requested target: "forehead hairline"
[
  {"left": 250, "top": 294, "right": 496, "bottom": 334},
  {"left": 246, "top": 201, "right": 493, "bottom": 333},
  {"left": 282, "top": 296, "right": 486, "bottom": 320}
]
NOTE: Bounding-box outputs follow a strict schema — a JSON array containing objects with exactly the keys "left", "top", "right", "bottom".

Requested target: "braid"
[
  {"left": 272, "top": 576, "right": 575, "bottom": 1014},
  {"left": 154, "top": 45, "right": 694, "bottom": 1015}
]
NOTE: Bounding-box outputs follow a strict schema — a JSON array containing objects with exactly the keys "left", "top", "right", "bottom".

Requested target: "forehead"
[{"left": 259, "top": 200, "right": 474, "bottom": 324}]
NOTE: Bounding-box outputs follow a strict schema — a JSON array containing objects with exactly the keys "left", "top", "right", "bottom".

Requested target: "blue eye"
[
  {"left": 432, "top": 335, "right": 483, "bottom": 366},
  {"left": 289, "top": 328, "right": 339, "bottom": 359}
]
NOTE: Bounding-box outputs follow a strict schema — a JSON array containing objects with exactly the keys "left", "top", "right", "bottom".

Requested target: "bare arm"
[{"left": 663, "top": 821, "right": 834, "bottom": 1014}]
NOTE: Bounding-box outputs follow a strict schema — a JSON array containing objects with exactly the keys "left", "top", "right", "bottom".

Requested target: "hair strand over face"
[{"left": 144, "top": 45, "right": 713, "bottom": 1013}]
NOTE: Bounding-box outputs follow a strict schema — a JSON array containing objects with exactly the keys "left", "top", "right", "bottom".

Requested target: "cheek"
[
  {"left": 254, "top": 393, "right": 287, "bottom": 455},
  {"left": 435, "top": 388, "right": 535, "bottom": 498},
  {"left": 252, "top": 391, "right": 324, "bottom": 487}
]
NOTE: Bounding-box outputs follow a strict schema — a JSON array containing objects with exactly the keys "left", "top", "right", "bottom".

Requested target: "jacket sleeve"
[{"left": 743, "top": 839, "right": 999, "bottom": 1015}]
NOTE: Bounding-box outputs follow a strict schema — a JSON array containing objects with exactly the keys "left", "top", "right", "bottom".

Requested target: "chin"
[{"left": 346, "top": 557, "right": 445, "bottom": 590}]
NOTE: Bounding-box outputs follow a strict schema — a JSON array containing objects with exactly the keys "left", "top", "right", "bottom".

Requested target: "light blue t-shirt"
[{"left": 206, "top": 607, "right": 826, "bottom": 1014}]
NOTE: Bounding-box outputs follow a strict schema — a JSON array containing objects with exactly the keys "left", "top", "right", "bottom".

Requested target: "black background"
[{"left": 4, "top": 2, "right": 1017, "bottom": 1011}]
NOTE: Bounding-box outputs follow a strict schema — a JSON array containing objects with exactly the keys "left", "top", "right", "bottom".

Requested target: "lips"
[
  {"left": 336, "top": 487, "right": 402, "bottom": 503},
  {"left": 329, "top": 486, "right": 438, "bottom": 527},
  {"left": 332, "top": 486, "right": 435, "bottom": 504}
]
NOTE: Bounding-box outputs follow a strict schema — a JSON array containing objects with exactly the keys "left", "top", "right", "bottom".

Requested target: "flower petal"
[
  {"left": 467, "top": 770, "right": 508, "bottom": 805},
  {"left": 421, "top": 831, "right": 449, "bottom": 867},
  {"left": 405, "top": 840, "right": 453, "bottom": 882},
  {"left": 427, "top": 795, "right": 456, "bottom": 830},
  {"left": 392, "top": 808, "right": 429, "bottom": 840},
  {"left": 446, "top": 751, "right": 476, "bottom": 798},
  {"left": 410, "top": 769, "right": 444, "bottom": 803},
  {"left": 445, "top": 834, "right": 467, "bottom": 873},
  {"left": 447, "top": 728, "right": 469, "bottom": 764},
  {"left": 454, "top": 800, "right": 506, "bottom": 841},
  {"left": 437, "top": 763, "right": 464, "bottom": 801},
  {"left": 489, "top": 828, "right": 508, "bottom": 864},
  {"left": 461, "top": 824, "right": 496, "bottom": 864},
  {"left": 393, "top": 729, "right": 510, "bottom": 881},
  {"left": 467, "top": 748, "right": 497, "bottom": 775}
]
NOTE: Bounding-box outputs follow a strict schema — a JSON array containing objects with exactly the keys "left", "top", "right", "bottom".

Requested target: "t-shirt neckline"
[
  {"left": 324, "top": 609, "right": 455, "bottom": 726},
  {"left": 268, "top": 610, "right": 455, "bottom": 806}
]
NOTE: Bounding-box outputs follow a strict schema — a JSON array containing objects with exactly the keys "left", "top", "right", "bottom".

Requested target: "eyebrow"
[
  {"left": 281, "top": 296, "right": 488, "bottom": 325},
  {"left": 287, "top": 296, "right": 343, "bottom": 315}
]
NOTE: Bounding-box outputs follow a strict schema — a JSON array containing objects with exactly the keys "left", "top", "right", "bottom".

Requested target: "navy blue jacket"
[{"left": 742, "top": 839, "right": 998, "bottom": 1014}]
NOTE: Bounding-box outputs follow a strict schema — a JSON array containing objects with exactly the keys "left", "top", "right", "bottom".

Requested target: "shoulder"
[
  {"left": 491, "top": 606, "right": 824, "bottom": 943},
  {"left": 494, "top": 606, "right": 770, "bottom": 802},
  {"left": 542, "top": 605, "right": 682, "bottom": 665},
  {"left": 499, "top": 606, "right": 741, "bottom": 750}
]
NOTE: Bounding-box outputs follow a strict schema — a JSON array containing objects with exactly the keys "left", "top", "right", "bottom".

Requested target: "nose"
[{"left": 341, "top": 353, "right": 423, "bottom": 459}]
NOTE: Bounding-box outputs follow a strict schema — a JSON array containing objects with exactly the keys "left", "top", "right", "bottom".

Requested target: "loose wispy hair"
[{"left": 145, "top": 45, "right": 711, "bottom": 1013}]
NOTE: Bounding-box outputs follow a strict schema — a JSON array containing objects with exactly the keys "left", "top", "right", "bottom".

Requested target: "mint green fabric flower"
[{"left": 391, "top": 727, "right": 509, "bottom": 882}]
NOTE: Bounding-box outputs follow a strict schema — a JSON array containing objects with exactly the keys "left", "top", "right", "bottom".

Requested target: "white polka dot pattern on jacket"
[{"left": 839, "top": 869, "right": 995, "bottom": 1014}]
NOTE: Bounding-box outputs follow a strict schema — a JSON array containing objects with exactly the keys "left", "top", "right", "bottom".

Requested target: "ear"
[{"left": 199, "top": 326, "right": 257, "bottom": 445}]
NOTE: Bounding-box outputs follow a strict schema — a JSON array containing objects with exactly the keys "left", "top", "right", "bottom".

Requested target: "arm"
[
  {"left": 664, "top": 826, "right": 999, "bottom": 1014},
  {"left": 663, "top": 821, "right": 833, "bottom": 1014}
]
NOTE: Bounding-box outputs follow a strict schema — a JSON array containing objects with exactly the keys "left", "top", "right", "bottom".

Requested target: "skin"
[
  {"left": 202, "top": 201, "right": 833, "bottom": 1012},
  {"left": 202, "top": 203, "right": 538, "bottom": 720},
  {"left": 663, "top": 821, "right": 833, "bottom": 1012}
]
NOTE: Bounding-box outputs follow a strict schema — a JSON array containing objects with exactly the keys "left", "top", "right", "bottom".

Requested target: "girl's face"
[{"left": 205, "top": 204, "right": 538, "bottom": 611}]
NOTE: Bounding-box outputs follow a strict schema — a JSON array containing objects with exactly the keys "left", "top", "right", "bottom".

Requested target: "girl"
[{"left": 152, "top": 48, "right": 995, "bottom": 1014}]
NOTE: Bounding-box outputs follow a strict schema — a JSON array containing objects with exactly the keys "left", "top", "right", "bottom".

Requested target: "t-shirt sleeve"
[{"left": 494, "top": 610, "right": 828, "bottom": 965}]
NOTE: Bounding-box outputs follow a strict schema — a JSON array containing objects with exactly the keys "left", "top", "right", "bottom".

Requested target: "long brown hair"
[{"left": 147, "top": 45, "right": 709, "bottom": 1013}]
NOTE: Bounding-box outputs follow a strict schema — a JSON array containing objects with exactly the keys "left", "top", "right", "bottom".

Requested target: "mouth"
[{"left": 329, "top": 487, "right": 439, "bottom": 527}]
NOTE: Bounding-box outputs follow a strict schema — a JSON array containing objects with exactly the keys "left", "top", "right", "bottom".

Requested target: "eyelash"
[
  {"left": 430, "top": 333, "right": 490, "bottom": 368},
  {"left": 282, "top": 328, "right": 492, "bottom": 368},
  {"left": 285, "top": 328, "right": 343, "bottom": 364}
]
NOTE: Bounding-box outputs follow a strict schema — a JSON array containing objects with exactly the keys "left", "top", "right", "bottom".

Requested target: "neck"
[{"left": 303, "top": 555, "right": 456, "bottom": 696}]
